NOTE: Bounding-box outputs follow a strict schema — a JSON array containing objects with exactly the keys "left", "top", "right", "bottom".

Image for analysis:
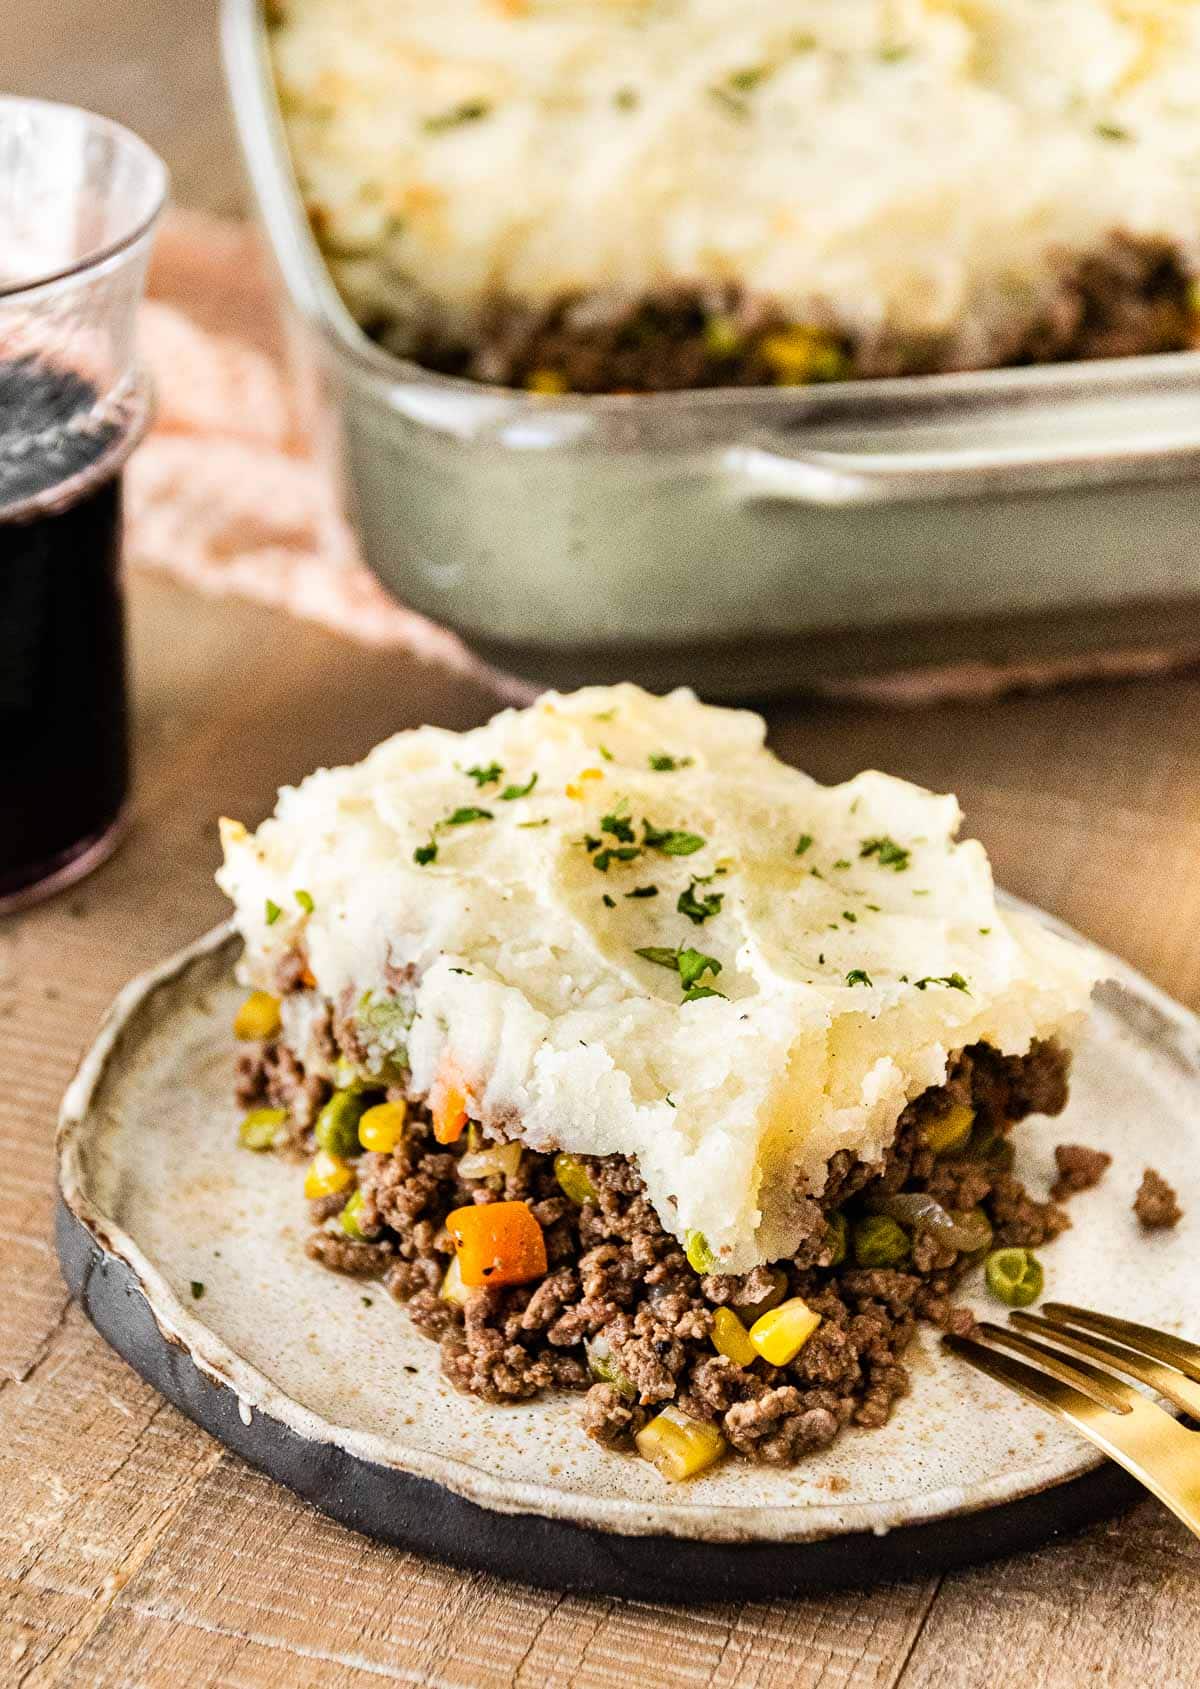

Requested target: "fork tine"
[
  {"left": 947, "top": 1331, "right": 1200, "bottom": 1543},
  {"left": 973, "top": 1321, "right": 1140, "bottom": 1414},
  {"left": 1041, "top": 1303, "right": 1200, "bottom": 1383},
  {"left": 1012, "top": 1311, "right": 1200, "bottom": 1421},
  {"left": 943, "top": 1332, "right": 1117, "bottom": 1430}
]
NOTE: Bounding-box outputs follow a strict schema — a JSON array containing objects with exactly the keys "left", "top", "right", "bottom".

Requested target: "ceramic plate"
[{"left": 57, "top": 914, "right": 1198, "bottom": 1597}]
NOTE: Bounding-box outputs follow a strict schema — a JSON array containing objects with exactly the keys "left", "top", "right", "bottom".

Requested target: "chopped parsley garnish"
[
  {"left": 464, "top": 762, "right": 502, "bottom": 787},
  {"left": 648, "top": 752, "right": 694, "bottom": 772},
  {"left": 1096, "top": 121, "right": 1130, "bottom": 142},
  {"left": 518, "top": 818, "right": 549, "bottom": 829},
  {"left": 500, "top": 772, "right": 538, "bottom": 800},
  {"left": 866, "top": 903, "right": 881, "bottom": 912},
  {"left": 913, "top": 972, "right": 970, "bottom": 994},
  {"left": 449, "top": 967, "right": 473, "bottom": 976},
  {"left": 634, "top": 944, "right": 724, "bottom": 1000},
  {"left": 879, "top": 43, "right": 911, "bottom": 62},
  {"left": 709, "top": 85, "right": 750, "bottom": 120},
  {"left": 602, "top": 894, "right": 616, "bottom": 909},
  {"left": 728, "top": 65, "right": 768, "bottom": 92},
  {"left": 593, "top": 709, "right": 617, "bottom": 721},
  {"left": 678, "top": 879, "right": 724, "bottom": 925},
  {"left": 601, "top": 810, "right": 636, "bottom": 843},
  {"left": 584, "top": 813, "right": 706, "bottom": 871},
  {"left": 625, "top": 884, "right": 659, "bottom": 899},
  {"left": 598, "top": 743, "right": 614, "bottom": 761},
  {"left": 845, "top": 969, "right": 873, "bottom": 987},
  {"left": 833, "top": 859, "right": 850, "bottom": 871},
  {"left": 643, "top": 821, "right": 706, "bottom": 856},
  {"left": 842, "top": 911, "right": 857, "bottom": 923},
  {"left": 264, "top": 899, "right": 281, "bottom": 926},
  {"left": 795, "top": 833, "right": 813, "bottom": 856},
  {"left": 979, "top": 927, "right": 991, "bottom": 935},
  {"left": 294, "top": 889, "right": 314, "bottom": 914},
  {"left": 860, "top": 836, "right": 911, "bottom": 871},
  {"left": 423, "top": 100, "right": 491, "bottom": 132},
  {"left": 190, "top": 1281, "right": 205, "bottom": 1300},
  {"left": 413, "top": 805, "right": 493, "bottom": 865},
  {"left": 613, "top": 87, "right": 639, "bottom": 111}
]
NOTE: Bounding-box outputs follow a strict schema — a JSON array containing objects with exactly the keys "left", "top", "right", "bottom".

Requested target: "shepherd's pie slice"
[{"left": 218, "top": 684, "right": 1099, "bottom": 1274}]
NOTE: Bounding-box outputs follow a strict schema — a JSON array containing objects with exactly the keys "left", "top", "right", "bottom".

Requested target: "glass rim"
[{"left": 0, "top": 96, "right": 168, "bottom": 302}]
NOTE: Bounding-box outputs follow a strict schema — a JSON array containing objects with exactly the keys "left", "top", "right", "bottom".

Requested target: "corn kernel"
[
  {"left": 761, "top": 326, "right": 850, "bottom": 385},
  {"left": 359, "top": 1100, "right": 408, "bottom": 1153},
  {"left": 636, "top": 1405, "right": 727, "bottom": 1481},
  {"left": 304, "top": 1148, "right": 353, "bottom": 1200},
  {"left": 239, "top": 1106, "right": 286, "bottom": 1151},
  {"left": 526, "top": 368, "right": 568, "bottom": 395},
  {"left": 440, "top": 1254, "right": 471, "bottom": 1306},
  {"left": 711, "top": 1306, "right": 757, "bottom": 1368},
  {"left": 924, "top": 1103, "right": 975, "bottom": 1155},
  {"left": 233, "top": 989, "right": 282, "bottom": 1042},
  {"left": 749, "top": 1296, "right": 821, "bottom": 1366}
]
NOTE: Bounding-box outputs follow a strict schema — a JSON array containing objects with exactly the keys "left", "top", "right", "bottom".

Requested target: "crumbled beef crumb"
[
  {"left": 238, "top": 1034, "right": 1075, "bottom": 1465},
  {"left": 1133, "top": 1167, "right": 1183, "bottom": 1230},
  {"left": 1050, "top": 1143, "right": 1112, "bottom": 1202}
]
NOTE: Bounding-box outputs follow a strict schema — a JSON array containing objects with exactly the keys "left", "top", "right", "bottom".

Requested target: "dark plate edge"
[{"left": 57, "top": 1199, "right": 1141, "bottom": 1601}]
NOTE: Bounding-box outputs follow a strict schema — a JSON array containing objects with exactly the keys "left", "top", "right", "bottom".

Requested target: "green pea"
[
  {"left": 339, "top": 1189, "right": 374, "bottom": 1240},
  {"left": 315, "top": 1089, "right": 369, "bottom": 1157},
  {"left": 985, "top": 1247, "right": 1044, "bottom": 1308},
  {"left": 685, "top": 1229, "right": 717, "bottom": 1274},
  {"left": 239, "top": 1106, "right": 287, "bottom": 1151},
  {"left": 825, "top": 1210, "right": 848, "bottom": 1267},
  {"left": 554, "top": 1152, "right": 596, "bottom": 1205},
  {"left": 852, "top": 1214, "right": 910, "bottom": 1269}
]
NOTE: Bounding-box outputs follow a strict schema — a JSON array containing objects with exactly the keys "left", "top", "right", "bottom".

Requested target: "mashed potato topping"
[
  {"left": 218, "top": 686, "right": 1099, "bottom": 1270},
  {"left": 270, "top": 0, "right": 1200, "bottom": 365}
]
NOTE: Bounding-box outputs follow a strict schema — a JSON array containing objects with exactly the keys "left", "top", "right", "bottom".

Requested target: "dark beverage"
[{"left": 0, "top": 357, "right": 130, "bottom": 908}]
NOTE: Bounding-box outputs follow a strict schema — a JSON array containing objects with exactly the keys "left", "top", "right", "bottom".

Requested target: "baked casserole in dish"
[
  {"left": 268, "top": 0, "right": 1200, "bottom": 392},
  {"left": 225, "top": 0, "right": 1200, "bottom": 692}
]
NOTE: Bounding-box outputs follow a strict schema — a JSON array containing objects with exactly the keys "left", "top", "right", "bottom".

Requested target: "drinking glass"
[{"left": 0, "top": 98, "right": 166, "bottom": 912}]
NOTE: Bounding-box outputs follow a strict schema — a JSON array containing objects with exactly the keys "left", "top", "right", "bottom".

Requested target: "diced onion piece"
[
  {"left": 749, "top": 1297, "right": 821, "bottom": 1366},
  {"left": 923, "top": 1103, "right": 975, "bottom": 1155},
  {"left": 585, "top": 1334, "right": 635, "bottom": 1399},
  {"left": 304, "top": 1149, "right": 352, "bottom": 1200},
  {"left": 358, "top": 1101, "right": 408, "bottom": 1154},
  {"left": 446, "top": 1200, "right": 547, "bottom": 1287},
  {"left": 233, "top": 990, "right": 281, "bottom": 1041},
  {"left": 685, "top": 1230, "right": 716, "bottom": 1273},
  {"left": 636, "top": 1405, "right": 726, "bottom": 1481},
  {"left": 868, "top": 1190, "right": 988, "bottom": 1253},
  {"left": 457, "top": 1139, "right": 523, "bottom": 1181},
  {"left": 711, "top": 1307, "right": 757, "bottom": 1368},
  {"left": 554, "top": 1153, "right": 596, "bottom": 1205},
  {"left": 239, "top": 1106, "right": 286, "bottom": 1151},
  {"left": 440, "top": 1254, "right": 470, "bottom": 1306}
]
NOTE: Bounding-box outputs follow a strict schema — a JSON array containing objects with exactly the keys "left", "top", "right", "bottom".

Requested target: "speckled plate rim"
[{"left": 55, "top": 911, "right": 1189, "bottom": 1555}]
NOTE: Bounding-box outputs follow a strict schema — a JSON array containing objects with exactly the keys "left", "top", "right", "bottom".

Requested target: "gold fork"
[{"left": 944, "top": 1302, "right": 1200, "bottom": 1538}]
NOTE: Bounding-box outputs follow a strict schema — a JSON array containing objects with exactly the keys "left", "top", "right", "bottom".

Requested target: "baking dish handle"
[{"left": 725, "top": 380, "right": 1200, "bottom": 507}]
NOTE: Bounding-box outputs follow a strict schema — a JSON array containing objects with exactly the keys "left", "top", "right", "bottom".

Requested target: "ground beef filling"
[
  {"left": 375, "top": 236, "right": 1198, "bottom": 394},
  {"left": 238, "top": 1035, "right": 1073, "bottom": 1464}
]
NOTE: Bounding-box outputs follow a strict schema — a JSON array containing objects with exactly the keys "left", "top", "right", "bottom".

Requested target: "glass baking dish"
[{"left": 222, "top": 0, "right": 1200, "bottom": 696}]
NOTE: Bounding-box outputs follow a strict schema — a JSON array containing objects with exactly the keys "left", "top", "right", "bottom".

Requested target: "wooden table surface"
[{"left": 5, "top": 6, "right": 1200, "bottom": 1685}]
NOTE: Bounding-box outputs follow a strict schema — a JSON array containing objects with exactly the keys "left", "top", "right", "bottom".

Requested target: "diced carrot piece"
[{"left": 446, "top": 1201, "right": 548, "bottom": 1287}]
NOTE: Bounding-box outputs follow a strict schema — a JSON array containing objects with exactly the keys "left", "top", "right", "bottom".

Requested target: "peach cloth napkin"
[{"left": 129, "top": 209, "right": 1199, "bottom": 707}]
